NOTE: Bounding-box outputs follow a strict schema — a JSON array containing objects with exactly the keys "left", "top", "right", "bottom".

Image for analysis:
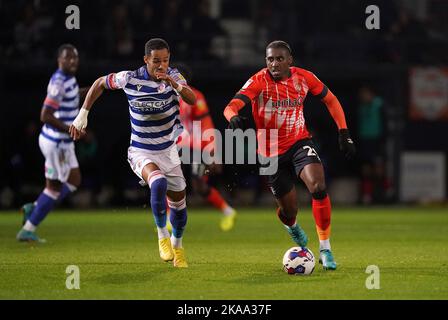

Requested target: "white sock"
[
  {"left": 171, "top": 235, "right": 182, "bottom": 249},
  {"left": 157, "top": 227, "right": 170, "bottom": 239},
  {"left": 289, "top": 223, "right": 297, "bottom": 229},
  {"left": 23, "top": 220, "right": 37, "bottom": 232},
  {"left": 319, "top": 239, "right": 331, "bottom": 251},
  {"left": 223, "top": 205, "right": 235, "bottom": 216}
]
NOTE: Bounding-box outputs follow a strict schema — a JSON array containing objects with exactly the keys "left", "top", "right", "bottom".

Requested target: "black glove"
[
  {"left": 338, "top": 129, "right": 356, "bottom": 159},
  {"left": 228, "top": 115, "right": 248, "bottom": 130}
]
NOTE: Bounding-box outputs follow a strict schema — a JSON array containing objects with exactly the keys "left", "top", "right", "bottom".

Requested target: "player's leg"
[
  {"left": 59, "top": 167, "right": 81, "bottom": 202},
  {"left": 18, "top": 178, "right": 62, "bottom": 242},
  {"left": 19, "top": 170, "right": 80, "bottom": 241},
  {"left": 141, "top": 162, "right": 173, "bottom": 262},
  {"left": 192, "top": 164, "right": 237, "bottom": 231},
  {"left": 166, "top": 189, "right": 188, "bottom": 268},
  {"left": 18, "top": 139, "right": 71, "bottom": 242},
  {"left": 268, "top": 166, "right": 308, "bottom": 247},
  {"left": 299, "top": 163, "right": 336, "bottom": 270},
  {"left": 275, "top": 186, "right": 308, "bottom": 247}
]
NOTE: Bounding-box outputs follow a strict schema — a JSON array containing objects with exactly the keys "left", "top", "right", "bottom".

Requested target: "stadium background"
[{"left": 1, "top": 0, "right": 447, "bottom": 209}]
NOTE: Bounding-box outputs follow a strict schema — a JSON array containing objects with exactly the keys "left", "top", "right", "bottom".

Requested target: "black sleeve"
[
  {"left": 234, "top": 93, "right": 251, "bottom": 105},
  {"left": 315, "top": 85, "right": 329, "bottom": 99}
]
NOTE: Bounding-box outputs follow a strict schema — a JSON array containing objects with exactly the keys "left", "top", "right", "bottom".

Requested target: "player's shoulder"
[
  {"left": 290, "top": 66, "right": 314, "bottom": 77},
  {"left": 50, "top": 70, "right": 68, "bottom": 83},
  {"left": 291, "top": 66, "right": 322, "bottom": 83},
  {"left": 125, "top": 67, "right": 140, "bottom": 79},
  {"left": 167, "top": 66, "right": 179, "bottom": 75},
  {"left": 167, "top": 67, "right": 184, "bottom": 78},
  {"left": 252, "top": 68, "right": 269, "bottom": 80}
]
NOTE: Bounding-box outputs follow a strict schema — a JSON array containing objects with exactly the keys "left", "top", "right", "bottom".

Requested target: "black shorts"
[{"left": 266, "top": 139, "right": 322, "bottom": 198}]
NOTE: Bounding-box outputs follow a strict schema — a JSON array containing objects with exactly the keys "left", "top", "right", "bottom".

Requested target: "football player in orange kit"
[
  {"left": 223, "top": 41, "right": 355, "bottom": 270},
  {"left": 176, "top": 64, "right": 237, "bottom": 231}
]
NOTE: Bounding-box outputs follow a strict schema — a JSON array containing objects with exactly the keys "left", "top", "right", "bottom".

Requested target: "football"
[{"left": 282, "top": 247, "right": 315, "bottom": 275}]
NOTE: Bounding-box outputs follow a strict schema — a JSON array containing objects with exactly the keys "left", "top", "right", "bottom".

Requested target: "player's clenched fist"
[
  {"left": 228, "top": 115, "right": 248, "bottom": 130},
  {"left": 338, "top": 129, "right": 356, "bottom": 159},
  {"left": 69, "top": 108, "right": 89, "bottom": 140}
]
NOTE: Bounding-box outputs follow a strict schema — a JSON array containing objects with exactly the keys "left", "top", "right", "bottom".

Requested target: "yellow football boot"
[
  {"left": 173, "top": 248, "right": 188, "bottom": 268},
  {"left": 220, "top": 211, "right": 237, "bottom": 231},
  {"left": 158, "top": 237, "right": 174, "bottom": 262}
]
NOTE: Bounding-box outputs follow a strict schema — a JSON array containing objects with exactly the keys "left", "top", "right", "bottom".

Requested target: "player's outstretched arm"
[
  {"left": 69, "top": 76, "right": 107, "bottom": 140},
  {"left": 175, "top": 83, "right": 196, "bottom": 105},
  {"left": 224, "top": 98, "right": 247, "bottom": 130},
  {"left": 321, "top": 90, "right": 356, "bottom": 159},
  {"left": 224, "top": 74, "right": 261, "bottom": 130}
]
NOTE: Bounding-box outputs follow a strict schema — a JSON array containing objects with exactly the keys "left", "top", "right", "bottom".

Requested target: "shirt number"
[{"left": 303, "top": 146, "right": 320, "bottom": 160}]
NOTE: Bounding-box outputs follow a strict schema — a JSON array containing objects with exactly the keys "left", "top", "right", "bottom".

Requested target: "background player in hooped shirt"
[
  {"left": 17, "top": 44, "right": 89, "bottom": 243},
  {"left": 223, "top": 40, "right": 356, "bottom": 270},
  {"left": 69, "top": 38, "right": 196, "bottom": 268},
  {"left": 175, "top": 64, "right": 237, "bottom": 232}
]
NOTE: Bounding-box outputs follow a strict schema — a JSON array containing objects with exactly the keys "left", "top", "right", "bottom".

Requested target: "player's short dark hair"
[
  {"left": 145, "top": 38, "right": 170, "bottom": 55},
  {"left": 57, "top": 43, "right": 77, "bottom": 57},
  {"left": 266, "top": 40, "right": 292, "bottom": 55}
]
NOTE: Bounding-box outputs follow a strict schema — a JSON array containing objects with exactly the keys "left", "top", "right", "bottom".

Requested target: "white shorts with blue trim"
[
  {"left": 39, "top": 134, "right": 79, "bottom": 182},
  {"left": 127, "top": 145, "right": 186, "bottom": 192}
]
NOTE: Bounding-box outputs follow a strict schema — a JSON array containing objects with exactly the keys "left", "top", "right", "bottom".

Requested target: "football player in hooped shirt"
[
  {"left": 17, "top": 44, "right": 89, "bottom": 243},
  {"left": 69, "top": 38, "right": 196, "bottom": 268},
  {"left": 224, "top": 40, "right": 356, "bottom": 270}
]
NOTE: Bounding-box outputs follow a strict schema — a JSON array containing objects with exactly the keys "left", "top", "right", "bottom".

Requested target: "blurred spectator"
[
  {"left": 134, "top": 2, "right": 161, "bottom": 51},
  {"left": 386, "top": 8, "right": 429, "bottom": 63},
  {"left": 357, "top": 86, "right": 388, "bottom": 204},
  {"left": 14, "top": 3, "right": 45, "bottom": 60},
  {"left": 189, "top": 0, "right": 227, "bottom": 61},
  {"left": 106, "top": 3, "right": 134, "bottom": 58},
  {"left": 160, "top": 0, "right": 186, "bottom": 56}
]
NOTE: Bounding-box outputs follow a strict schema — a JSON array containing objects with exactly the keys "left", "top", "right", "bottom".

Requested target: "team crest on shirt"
[
  {"left": 137, "top": 84, "right": 142, "bottom": 91},
  {"left": 158, "top": 82, "right": 166, "bottom": 93},
  {"left": 292, "top": 76, "right": 302, "bottom": 92}
]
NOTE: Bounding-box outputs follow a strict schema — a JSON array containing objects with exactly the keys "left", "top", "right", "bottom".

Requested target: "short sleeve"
[
  {"left": 104, "top": 71, "right": 131, "bottom": 90},
  {"left": 303, "top": 70, "right": 328, "bottom": 99},
  {"left": 237, "top": 74, "right": 262, "bottom": 102},
  {"left": 43, "top": 78, "right": 64, "bottom": 109},
  {"left": 169, "top": 68, "right": 188, "bottom": 86}
]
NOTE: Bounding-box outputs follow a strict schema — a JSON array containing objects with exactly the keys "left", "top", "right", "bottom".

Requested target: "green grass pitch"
[{"left": 1, "top": 207, "right": 447, "bottom": 300}]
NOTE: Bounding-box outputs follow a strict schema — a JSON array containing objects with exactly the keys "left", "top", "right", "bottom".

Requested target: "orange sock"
[
  {"left": 312, "top": 195, "right": 331, "bottom": 240},
  {"left": 207, "top": 187, "right": 227, "bottom": 211}
]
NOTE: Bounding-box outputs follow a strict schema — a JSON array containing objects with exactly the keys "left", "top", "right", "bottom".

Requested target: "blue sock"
[
  {"left": 29, "top": 189, "right": 59, "bottom": 226},
  {"left": 150, "top": 176, "right": 168, "bottom": 228},
  {"left": 169, "top": 200, "right": 188, "bottom": 238}
]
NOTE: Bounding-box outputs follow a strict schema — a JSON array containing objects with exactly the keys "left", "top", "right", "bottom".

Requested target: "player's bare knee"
[
  {"left": 308, "top": 181, "right": 326, "bottom": 195},
  {"left": 46, "top": 180, "right": 63, "bottom": 192},
  {"left": 167, "top": 189, "right": 186, "bottom": 202}
]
